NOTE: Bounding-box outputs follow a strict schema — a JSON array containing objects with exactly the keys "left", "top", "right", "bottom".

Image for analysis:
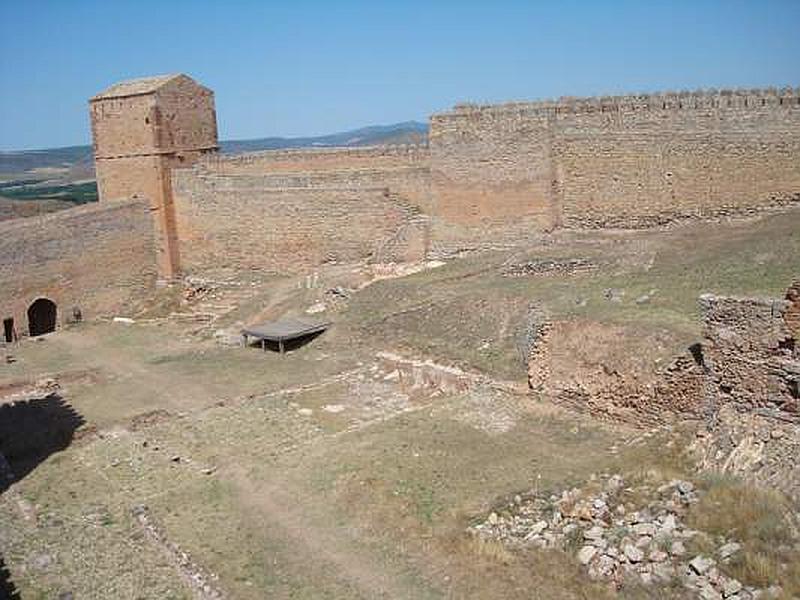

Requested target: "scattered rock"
[
  {"left": 633, "top": 522, "right": 656, "bottom": 537},
  {"left": 469, "top": 473, "right": 779, "bottom": 597},
  {"left": 623, "top": 544, "right": 644, "bottom": 563},
  {"left": 649, "top": 549, "right": 668, "bottom": 563},
  {"left": 503, "top": 258, "right": 596, "bottom": 278},
  {"left": 670, "top": 540, "right": 686, "bottom": 557},
  {"left": 719, "top": 542, "right": 741, "bottom": 560},
  {"left": 689, "top": 555, "right": 715, "bottom": 575},
  {"left": 722, "top": 578, "right": 743, "bottom": 597},
  {"left": 699, "top": 583, "right": 723, "bottom": 600},
  {"left": 578, "top": 545, "right": 598, "bottom": 565},
  {"left": 584, "top": 525, "right": 605, "bottom": 541},
  {"left": 305, "top": 301, "right": 326, "bottom": 314},
  {"left": 527, "top": 520, "right": 548, "bottom": 537},
  {"left": 661, "top": 514, "right": 677, "bottom": 531}
]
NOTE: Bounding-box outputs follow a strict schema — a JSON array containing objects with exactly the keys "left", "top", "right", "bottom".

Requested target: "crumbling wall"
[
  {"left": 526, "top": 320, "right": 705, "bottom": 426},
  {"left": 786, "top": 279, "right": 800, "bottom": 338},
  {"left": 700, "top": 293, "right": 799, "bottom": 416},
  {"left": 0, "top": 201, "right": 156, "bottom": 334},
  {"left": 687, "top": 288, "right": 800, "bottom": 497}
]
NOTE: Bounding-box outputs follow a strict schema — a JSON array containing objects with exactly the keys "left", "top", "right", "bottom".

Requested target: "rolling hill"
[{"left": 0, "top": 121, "right": 428, "bottom": 176}]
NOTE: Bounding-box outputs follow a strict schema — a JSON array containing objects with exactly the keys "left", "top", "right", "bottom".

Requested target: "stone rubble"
[
  {"left": 501, "top": 257, "right": 597, "bottom": 278},
  {"left": 470, "top": 473, "right": 779, "bottom": 599}
]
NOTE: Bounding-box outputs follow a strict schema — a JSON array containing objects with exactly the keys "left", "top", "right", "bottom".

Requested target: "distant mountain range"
[
  {"left": 0, "top": 121, "right": 428, "bottom": 176},
  {"left": 221, "top": 121, "right": 427, "bottom": 154}
]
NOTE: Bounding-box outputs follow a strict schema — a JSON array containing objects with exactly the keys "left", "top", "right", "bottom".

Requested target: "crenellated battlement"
[
  {"left": 438, "top": 86, "right": 800, "bottom": 120},
  {"left": 199, "top": 143, "right": 429, "bottom": 169}
]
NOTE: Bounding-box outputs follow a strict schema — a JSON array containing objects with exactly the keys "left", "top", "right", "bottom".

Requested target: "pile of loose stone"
[
  {"left": 471, "top": 474, "right": 779, "bottom": 599},
  {"left": 502, "top": 258, "right": 596, "bottom": 278}
]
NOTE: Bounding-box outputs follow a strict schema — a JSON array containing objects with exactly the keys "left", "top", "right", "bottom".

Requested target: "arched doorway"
[{"left": 27, "top": 298, "right": 57, "bottom": 337}]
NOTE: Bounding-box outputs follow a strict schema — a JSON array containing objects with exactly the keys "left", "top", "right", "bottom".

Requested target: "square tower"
[{"left": 90, "top": 74, "right": 218, "bottom": 280}]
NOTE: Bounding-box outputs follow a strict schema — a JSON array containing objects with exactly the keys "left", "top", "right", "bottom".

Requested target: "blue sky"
[{"left": 1, "top": 0, "right": 798, "bottom": 150}]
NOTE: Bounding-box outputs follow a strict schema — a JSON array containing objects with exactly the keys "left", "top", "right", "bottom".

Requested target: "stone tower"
[{"left": 90, "top": 74, "right": 218, "bottom": 280}]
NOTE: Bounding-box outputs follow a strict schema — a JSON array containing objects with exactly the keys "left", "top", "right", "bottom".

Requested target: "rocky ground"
[
  {"left": 471, "top": 472, "right": 792, "bottom": 599},
  {"left": 2, "top": 211, "right": 799, "bottom": 598}
]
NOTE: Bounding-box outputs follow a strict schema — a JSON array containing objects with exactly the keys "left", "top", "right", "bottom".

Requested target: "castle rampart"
[
  {"left": 168, "top": 84, "right": 799, "bottom": 274},
  {"left": 429, "top": 86, "right": 800, "bottom": 237},
  {"left": 172, "top": 172, "right": 424, "bottom": 275},
  {"left": 0, "top": 200, "right": 156, "bottom": 337}
]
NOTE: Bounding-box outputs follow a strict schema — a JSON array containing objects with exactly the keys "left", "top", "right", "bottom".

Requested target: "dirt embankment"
[{"left": 527, "top": 319, "right": 704, "bottom": 426}]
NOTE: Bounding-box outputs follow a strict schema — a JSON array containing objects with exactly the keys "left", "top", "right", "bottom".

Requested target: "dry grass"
[{"left": 688, "top": 476, "right": 800, "bottom": 595}]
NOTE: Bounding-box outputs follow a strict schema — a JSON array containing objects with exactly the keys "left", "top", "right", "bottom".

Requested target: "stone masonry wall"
[
  {"left": 172, "top": 170, "right": 422, "bottom": 276},
  {"left": 786, "top": 279, "right": 800, "bottom": 338},
  {"left": 198, "top": 145, "right": 433, "bottom": 212},
  {"left": 91, "top": 75, "right": 218, "bottom": 280},
  {"left": 430, "top": 88, "right": 800, "bottom": 232},
  {"left": 429, "top": 107, "right": 556, "bottom": 234},
  {"left": 694, "top": 289, "right": 800, "bottom": 497},
  {"left": 90, "top": 94, "right": 158, "bottom": 158},
  {"left": 0, "top": 201, "right": 156, "bottom": 336},
  {"left": 556, "top": 92, "right": 800, "bottom": 228},
  {"left": 203, "top": 145, "right": 428, "bottom": 175},
  {"left": 150, "top": 77, "right": 217, "bottom": 154},
  {"left": 700, "top": 293, "right": 799, "bottom": 417},
  {"left": 168, "top": 86, "right": 800, "bottom": 273}
]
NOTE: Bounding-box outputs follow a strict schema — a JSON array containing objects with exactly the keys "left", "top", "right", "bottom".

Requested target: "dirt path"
[{"left": 226, "top": 464, "right": 435, "bottom": 600}]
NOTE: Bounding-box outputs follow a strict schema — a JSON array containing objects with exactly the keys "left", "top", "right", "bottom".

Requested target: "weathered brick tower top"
[{"left": 90, "top": 74, "right": 218, "bottom": 280}]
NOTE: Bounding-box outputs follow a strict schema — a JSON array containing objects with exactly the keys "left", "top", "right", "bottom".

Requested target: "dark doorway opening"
[
  {"left": 3, "top": 318, "right": 13, "bottom": 343},
  {"left": 27, "top": 298, "right": 57, "bottom": 337}
]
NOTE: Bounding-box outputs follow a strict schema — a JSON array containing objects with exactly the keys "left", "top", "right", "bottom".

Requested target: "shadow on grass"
[
  {"left": 0, "top": 555, "right": 20, "bottom": 600},
  {"left": 0, "top": 393, "right": 85, "bottom": 494}
]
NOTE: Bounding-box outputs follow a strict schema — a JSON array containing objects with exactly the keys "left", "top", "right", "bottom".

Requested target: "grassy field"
[
  {"left": 0, "top": 180, "right": 98, "bottom": 204},
  {"left": 1, "top": 209, "right": 798, "bottom": 598}
]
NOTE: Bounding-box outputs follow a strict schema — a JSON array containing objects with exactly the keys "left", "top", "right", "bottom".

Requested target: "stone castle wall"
[
  {"left": 430, "top": 107, "right": 556, "bottom": 233},
  {"left": 195, "top": 146, "right": 432, "bottom": 213},
  {"left": 172, "top": 167, "right": 425, "bottom": 276},
  {"left": 0, "top": 200, "right": 156, "bottom": 335},
  {"left": 700, "top": 293, "right": 799, "bottom": 417},
  {"left": 76, "top": 82, "right": 800, "bottom": 290},
  {"left": 203, "top": 145, "right": 428, "bottom": 174},
  {"left": 186, "top": 87, "right": 800, "bottom": 270},
  {"left": 430, "top": 88, "right": 800, "bottom": 233}
]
